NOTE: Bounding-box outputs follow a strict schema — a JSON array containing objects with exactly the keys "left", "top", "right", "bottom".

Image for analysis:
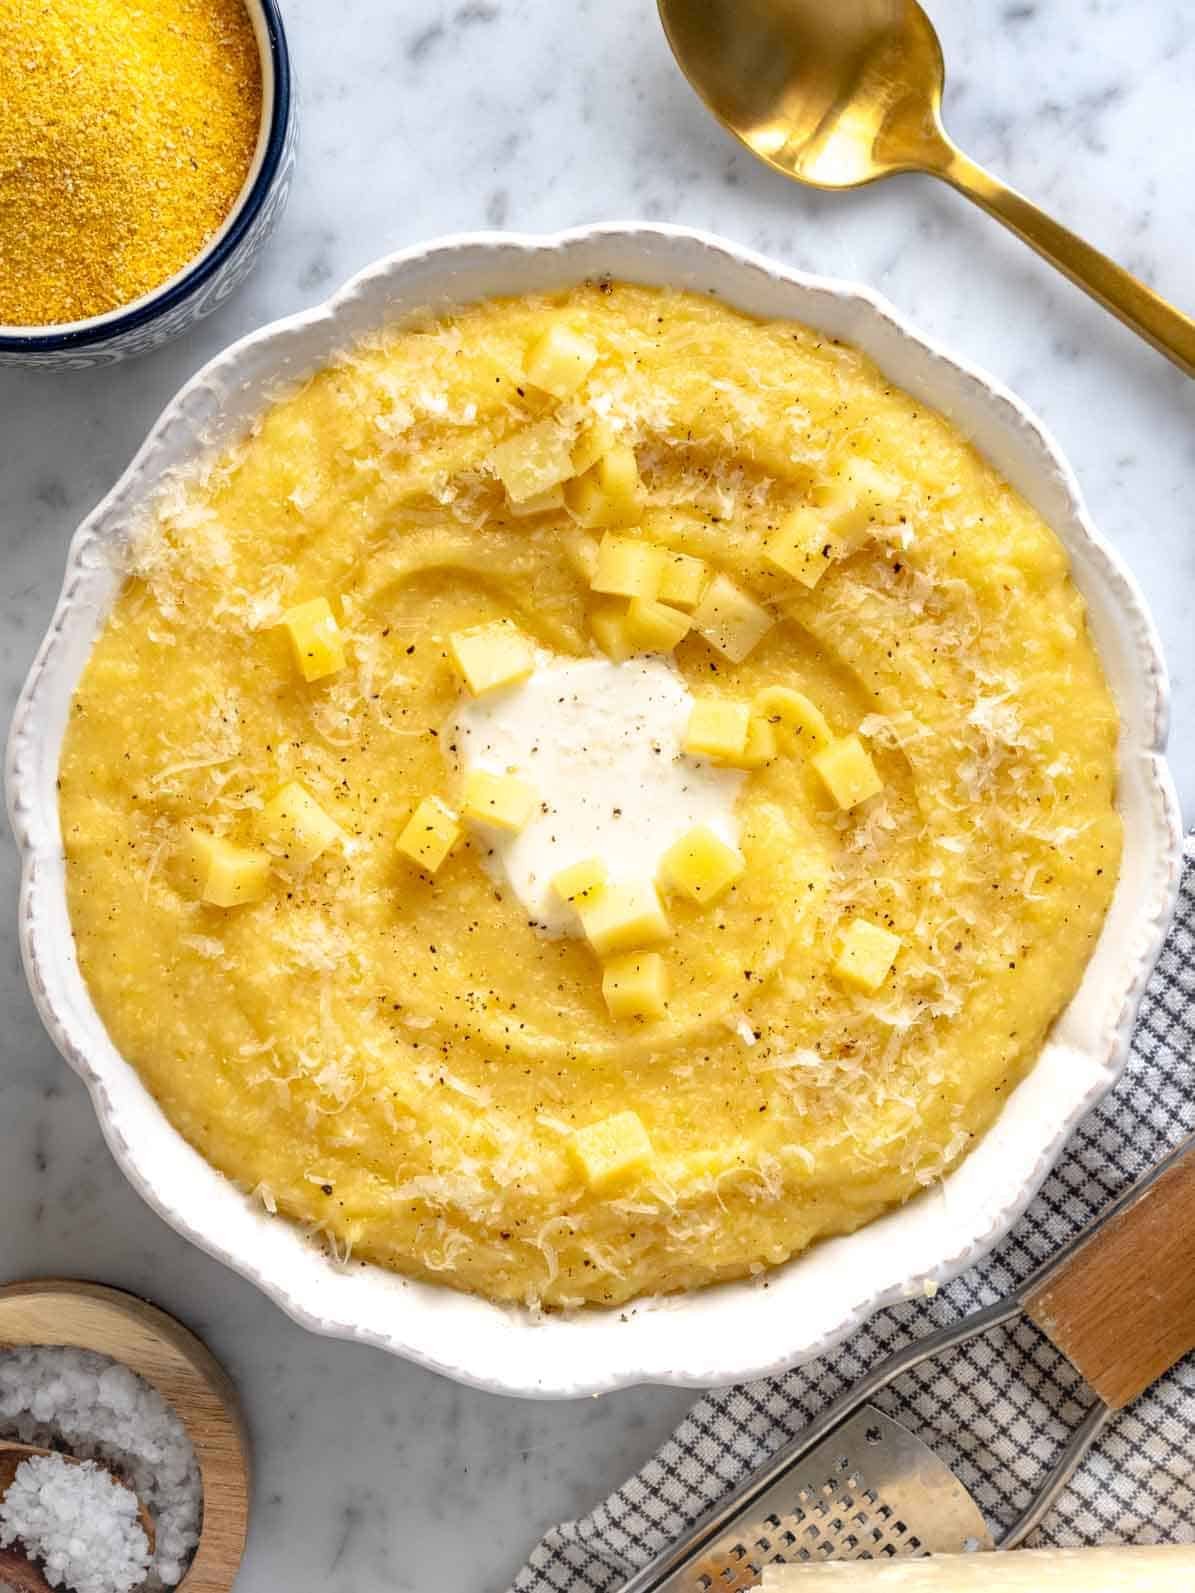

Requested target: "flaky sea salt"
[
  {"left": 0, "top": 1347, "right": 201, "bottom": 1590},
  {"left": 0, "top": 1454, "right": 151, "bottom": 1593}
]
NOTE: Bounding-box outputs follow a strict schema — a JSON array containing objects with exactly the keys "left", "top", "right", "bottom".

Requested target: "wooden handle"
[
  {"left": 1025, "top": 1141, "right": 1195, "bottom": 1408},
  {"left": 762, "top": 1544, "right": 1195, "bottom": 1588}
]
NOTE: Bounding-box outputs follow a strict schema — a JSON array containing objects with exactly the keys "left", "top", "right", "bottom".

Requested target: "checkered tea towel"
[{"left": 514, "top": 834, "right": 1195, "bottom": 1592}]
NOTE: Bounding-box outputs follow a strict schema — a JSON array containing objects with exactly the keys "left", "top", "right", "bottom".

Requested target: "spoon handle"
[{"left": 937, "top": 146, "right": 1195, "bottom": 379}]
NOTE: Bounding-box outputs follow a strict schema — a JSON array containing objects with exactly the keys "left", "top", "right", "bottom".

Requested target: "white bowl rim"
[{"left": 6, "top": 222, "right": 1183, "bottom": 1398}]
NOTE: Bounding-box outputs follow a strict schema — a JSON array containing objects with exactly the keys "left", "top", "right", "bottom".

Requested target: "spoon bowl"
[
  {"left": 658, "top": 0, "right": 1195, "bottom": 375},
  {"left": 659, "top": 0, "right": 949, "bottom": 188},
  {"left": 0, "top": 1441, "right": 155, "bottom": 1593}
]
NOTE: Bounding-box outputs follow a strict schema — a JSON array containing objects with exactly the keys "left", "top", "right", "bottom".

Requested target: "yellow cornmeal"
[
  {"left": 0, "top": 0, "right": 261, "bottom": 326},
  {"left": 59, "top": 284, "right": 1122, "bottom": 1308}
]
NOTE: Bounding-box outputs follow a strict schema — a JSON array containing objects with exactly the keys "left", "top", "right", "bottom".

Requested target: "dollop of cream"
[{"left": 446, "top": 654, "right": 743, "bottom": 934}]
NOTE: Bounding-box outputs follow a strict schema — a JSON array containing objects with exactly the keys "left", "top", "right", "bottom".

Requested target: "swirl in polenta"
[{"left": 59, "top": 284, "right": 1121, "bottom": 1307}]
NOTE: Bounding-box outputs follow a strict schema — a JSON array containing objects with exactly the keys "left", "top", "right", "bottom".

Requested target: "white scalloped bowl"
[{"left": 6, "top": 226, "right": 1183, "bottom": 1397}]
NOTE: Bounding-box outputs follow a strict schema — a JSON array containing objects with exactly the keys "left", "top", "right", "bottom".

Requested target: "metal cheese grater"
[{"left": 616, "top": 1133, "right": 1195, "bottom": 1592}]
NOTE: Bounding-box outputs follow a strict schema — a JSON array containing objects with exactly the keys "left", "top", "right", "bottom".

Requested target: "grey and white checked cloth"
[{"left": 514, "top": 834, "right": 1195, "bottom": 1591}]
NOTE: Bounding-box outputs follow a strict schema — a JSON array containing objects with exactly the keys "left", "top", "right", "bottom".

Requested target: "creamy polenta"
[{"left": 59, "top": 283, "right": 1121, "bottom": 1307}]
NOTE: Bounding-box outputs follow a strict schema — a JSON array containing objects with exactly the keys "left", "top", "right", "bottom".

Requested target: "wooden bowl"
[{"left": 0, "top": 1280, "right": 249, "bottom": 1592}]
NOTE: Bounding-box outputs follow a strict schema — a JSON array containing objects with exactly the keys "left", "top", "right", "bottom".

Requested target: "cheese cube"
[
  {"left": 578, "top": 880, "right": 671, "bottom": 957},
  {"left": 568, "top": 1110, "right": 654, "bottom": 1192},
  {"left": 682, "top": 697, "right": 751, "bottom": 762},
  {"left": 487, "top": 417, "right": 577, "bottom": 503},
  {"left": 591, "top": 533, "right": 665, "bottom": 600},
  {"left": 551, "top": 857, "right": 607, "bottom": 905},
  {"left": 764, "top": 507, "right": 835, "bottom": 590},
  {"left": 570, "top": 419, "right": 616, "bottom": 478},
  {"left": 813, "top": 734, "right": 883, "bottom": 809},
  {"left": 524, "top": 323, "right": 599, "bottom": 398},
  {"left": 183, "top": 832, "right": 271, "bottom": 908},
  {"left": 506, "top": 484, "right": 566, "bottom": 518},
  {"left": 448, "top": 619, "right": 535, "bottom": 695},
  {"left": 259, "top": 782, "right": 342, "bottom": 869},
  {"left": 589, "top": 602, "right": 636, "bottom": 663},
  {"left": 624, "top": 596, "right": 692, "bottom": 653},
  {"left": 602, "top": 951, "right": 669, "bottom": 1021},
  {"left": 397, "top": 796, "right": 461, "bottom": 873},
  {"left": 729, "top": 715, "right": 777, "bottom": 770},
  {"left": 461, "top": 770, "right": 538, "bottom": 832},
  {"left": 691, "top": 574, "right": 775, "bottom": 663},
  {"left": 839, "top": 456, "right": 905, "bottom": 528},
  {"left": 657, "top": 550, "right": 709, "bottom": 609},
  {"left": 834, "top": 918, "right": 902, "bottom": 992},
  {"left": 660, "top": 825, "right": 745, "bottom": 905},
  {"left": 280, "top": 596, "right": 346, "bottom": 683},
  {"left": 564, "top": 444, "right": 642, "bottom": 528},
  {"left": 754, "top": 686, "right": 833, "bottom": 753}
]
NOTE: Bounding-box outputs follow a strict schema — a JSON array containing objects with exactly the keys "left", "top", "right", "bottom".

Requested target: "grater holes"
[
  {"left": 697, "top": 1577, "right": 712, "bottom": 1590},
  {"left": 779, "top": 1530, "right": 797, "bottom": 1547},
  {"left": 881, "top": 1544, "right": 897, "bottom": 1558},
  {"left": 908, "top": 1535, "right": 922, "bottom": 1552},
  {"left": 865, "top": 1425, "right": 882, "bottom": 1444}
]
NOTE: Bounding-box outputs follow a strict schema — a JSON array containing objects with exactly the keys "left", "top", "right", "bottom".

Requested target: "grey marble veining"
[{"left": 1, "top": 1, "right": 1193, "bottom": 1588}]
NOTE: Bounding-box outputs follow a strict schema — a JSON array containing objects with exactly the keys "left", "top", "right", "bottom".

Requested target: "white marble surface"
[{"left": 1, "top": 1, "right": 1193, "bottom": 1587}]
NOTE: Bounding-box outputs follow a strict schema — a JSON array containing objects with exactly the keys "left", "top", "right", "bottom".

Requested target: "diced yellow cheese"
[
  {"left": 690, "top": 573, "right": 774, "bottom": 662},
  {"left": 448, "top": 619, "right": 535, "bottom": 695},
  {"left": 682, "top": 697, "right": 751, "bottom": 762},
  {"left": 754, "top": 686, "right": 833, "bottom": 753},
  {"left": 570, "top": 419, "right": 616, "bottom": 478},
  {"left": 657, "top": 550, "right": 709, "bottom": 609},
  {"left": 551, "top": 857, "right": 607, "bottom": 905},
  {"left": 812, "top": 734, "right": 883, "bottom": 810},
  {"left": 523, "top": 322, "right": 599, "bottom": 398},
  {"left": 838, "top": 456, "right": 905, "bottom": 529},
  {"left": 182, "top": 832, "right": 271, "bottom": 908},
  {"left": 397, "top": 796, "right": 461, "bottom": 873},
  {"left": 259, "top": 782, "right": 342, "bottom": 869},
  {"left": 764, "top": 507, "right": 836, "bottom": 590},
  {"left": 591, "top": 533, "right": 664, "bottom": 599},
  {"left": 461, "top": 770, "right": 538, "bottom": 832},
  {"left": 578, "top": 880, "right": 671, "bottom": 957},
  {"left": 280, "top": 596, "right": 346, "bottom": 683},
  {"left": 506, "top": 484, "right": 566, "bottom": 518},
  {"left": 561, "top": 528, "right": 600, "bottom": 582},
  {"left": 727, "top": 715, "right": 777, "bottom": 771},
  {"left": 602, "top": 951, "right": 669, "bottom": 1021},
  {"left": 486, "top": 417, "right": 577, "bottom": 503},
  {"left": 834, "top": 918, "right": 902, "bottom": 992},
  {"left": 568, "top": 1110, "right": 654, "bottom": 1192},
  {"left": 589, "top": 602, "right": 636, "bottom": 663},
  {"left": 564, "top": 444, "right": 643, "bottom": 528},
  {"left": 624, "top": 596, "right": 692, "bottom": 653},
  {"left": 660, "top": 825, "right": 745, "bottom": 905}
]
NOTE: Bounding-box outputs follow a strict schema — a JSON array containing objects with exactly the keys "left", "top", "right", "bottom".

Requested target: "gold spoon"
[
  {"left": 0, "top": 1441, "right": 155, "bottom": 1593},
  {"left": 658, "top": 0, "right": 1195, "bottom": 377}
]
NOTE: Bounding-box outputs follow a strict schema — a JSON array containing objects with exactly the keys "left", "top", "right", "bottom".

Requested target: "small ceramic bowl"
[
  {"left": 6, "top": 226, "right": 1184, "bottom": 1397},
  {"left": 0, "top": 0, "right": 295, "bottom": 372}
]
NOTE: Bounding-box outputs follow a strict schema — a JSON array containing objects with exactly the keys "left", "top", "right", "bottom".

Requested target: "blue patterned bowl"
[{"left": 0, "top": 0, "right": 295, "bottom": 371}]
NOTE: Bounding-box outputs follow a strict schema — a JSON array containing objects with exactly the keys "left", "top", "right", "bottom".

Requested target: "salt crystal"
[
  {"left": 0, "top": 1454, "right": 150, "bottom": 1593},
  {"left": 0, "top": 1347, "right": 201, "bottom": 1590}
]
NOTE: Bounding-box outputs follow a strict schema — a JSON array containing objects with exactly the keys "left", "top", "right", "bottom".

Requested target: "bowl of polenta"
[{"left": 7, "top": 226, "right": 1182, "bottom": 1396}]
